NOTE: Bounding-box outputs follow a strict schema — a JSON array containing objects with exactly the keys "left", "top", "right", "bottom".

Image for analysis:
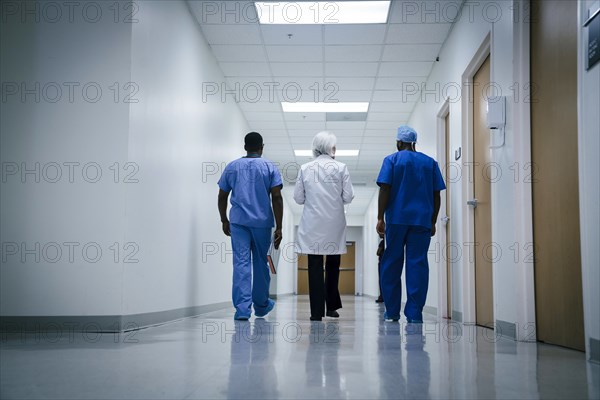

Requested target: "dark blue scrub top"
[
  {"left": 218, "top": 156, "right": 283, "bottom": 228},
  {"left": 376, "top": 151, "right": 446, "bottom": 229}
]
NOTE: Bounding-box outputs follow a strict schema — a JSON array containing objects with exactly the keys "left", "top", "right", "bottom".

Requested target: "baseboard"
[
  {"left": 270, "top": 293, "right": 294, "bottom": 299},
  {"left": 423, "top": 305, "right": 438, "bottom": 317},
  {"left": 590, "top": 337, "right": 600, "bottom": 364},
  {"left": 496, "top": 319, "right": 517, "bottom": 340},
  {"left": 452, "top": 310, "right": 463, "bottom": 322},
  {"left": 0, "top": 301, "right": 231, "bottom": 334}
]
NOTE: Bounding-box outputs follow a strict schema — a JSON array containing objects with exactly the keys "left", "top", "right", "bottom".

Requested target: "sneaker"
[
  {"left": 375, "top": 297, "right": 384, "bottom": 303},
  {"left": 234, "top": 311, "right": 250, "bottom": 321},
  {"left": 310, "top": 316, "right": 322, "bottom": 321},
  {"left": 326, "top": 310, "right": 339, "bottom": 318},
  {"left": 255, "top": 299, "right": 275, "bottom": 318},
  {"left": 383, "top": 311, "right": 399, "bottom": 322}
]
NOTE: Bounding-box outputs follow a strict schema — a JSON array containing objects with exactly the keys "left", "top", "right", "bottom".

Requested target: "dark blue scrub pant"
[
  {"left": 230, "top": 223, "right": 272, "bottom": 317},
  {"left": 380, "top": 224, "right": 431, "bottom": 321}
]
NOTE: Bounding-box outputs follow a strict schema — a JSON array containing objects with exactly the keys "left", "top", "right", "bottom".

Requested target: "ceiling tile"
[
  {"left": 386, "top": 23, "right": 453, "bottom": 43},
  {"left": 378, "top": 62, "right": 433, "bottom": 77},
  {"left": 271, "top": 62, "right": 323, "bottom": 76},
  {"left": 286, "top": 121, "right": 326, "bottom": 130},
  {"left": 331, "top": 90, "right": 372, "bottom": 101},
  {"left": 326, "top": 121, "right": 366, "bottom": 130},
  {"left": 372, "top": 91, "right": 408, "bottom": 102},
  {"left": 248, "top": 121, "right": 287, "bottom": 131},
  {"left": 288, "top": 129, "right": 321, "bottom": 137},
  {"left": 364, "top": 130, "right": 399, "bottom": 138},
  {"left": 266, "top": 46, "right": 323, "bottom": 62},
  {"left": 325, "top": 63, "right": 379, "bottom": 77},
  {"left": 388, "top": 1, "right": 462, "bottom": 24},
  {"left": 367, "top": 121, "right": 407, "bottom": 130},
  {"left": 335, "top": 137, "right": 363, "bottom": 145},
  {"left": 325, "top": 45, "right": 382, "bottom": 62},
  {"left": 246, "top": 112, "right": 284, "bottom": 122},
  {"left": 382, "top": 44, "right": 441, "bottom": 62},
  {"left": 326, "top": 77, "right": 375, "bottom": 91},
  {"left": 189, "top": 1, "right": 259, "bottom": 25},
  {"left": 239, "top": 101, "right": 282, "bottom": 113},
  {"left": 261, "top": 25, "right": 323, "bottom": 45},
  {"left": 324, "top": 25, "right": 386, "bottom": 45},
  {"left": 219, "top": 62, "right": 271, "bottom": 77},
  {"left": 200, "top": 24, "right": 262, "bottom": 44},
  {"left": 367, "top": 112, "right": 412, "bottom": 121},
  {"left": 260, "top": 132, "right": 291, "bottom": 140},
  {"left": 284, "top": 112, "right": 326, "bottom": 122},
  {"left": 330, "top": 130, "right": 365, "bottom": 137},
  {"left": 375, "top": 77, "right": 428, "bottom": 90},
  {"left": 210, "top": 45, "right": 267, "bottom": 62},
  {"left": 369, "top": 102, "right": 415, "bottom": 112}
]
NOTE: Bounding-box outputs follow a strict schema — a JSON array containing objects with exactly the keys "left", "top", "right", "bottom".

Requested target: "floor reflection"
[{"left": 226, "top": 319, "right": 279, "bottom": 399}]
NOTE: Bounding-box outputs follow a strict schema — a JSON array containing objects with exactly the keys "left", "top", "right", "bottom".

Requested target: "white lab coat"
[{"left": 294, "top": 155, "right": 354, "bottom": 255}]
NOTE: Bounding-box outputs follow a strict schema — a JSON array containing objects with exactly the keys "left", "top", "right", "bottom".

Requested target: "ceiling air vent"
[{"left": 326, "top": 112, "right": 368, "bottom": 122}]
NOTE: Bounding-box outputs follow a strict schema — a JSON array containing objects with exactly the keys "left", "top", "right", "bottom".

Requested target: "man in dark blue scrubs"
[{"left": 376, "top": 126, "right": 446, "bottom": 322}]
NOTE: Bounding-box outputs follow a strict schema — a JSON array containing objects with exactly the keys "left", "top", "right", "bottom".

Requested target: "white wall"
[
  {"left": 346, "top": 226, "right": 364, "bottom": 295},
  {"left": 0, "top": 0, "right": 258, "bottom": 319},
  {"left": 578, "top": 0, "right": 600, "bottom": 361},
  {"left": 362, "top": 194, "right": 380, "bottom": 298},
  {"left": 0, "top": 1, "right": 132, "bottom": 315},
  {"left": 270, "top": 195, "right": 296, "bottom": 296},
  {"left": 121, "top": 0, "right": 250, "bottom": 315}
]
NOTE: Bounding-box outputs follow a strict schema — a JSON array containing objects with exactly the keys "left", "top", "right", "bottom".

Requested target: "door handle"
[
  {"left": 467, "top": 199, "right": 478, "bottom": 208},
  {"left": 441, "top": 216, "right": 450, "bottom": 225}
]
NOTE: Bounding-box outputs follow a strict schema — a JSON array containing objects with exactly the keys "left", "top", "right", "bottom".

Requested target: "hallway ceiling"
[{"left": 189, "top": 0, "right": 458, "bottom": 215}]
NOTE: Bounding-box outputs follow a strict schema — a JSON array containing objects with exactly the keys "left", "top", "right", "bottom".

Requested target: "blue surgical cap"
[{"left": 397, "top": 125, "right": 417, "bottom": 143}]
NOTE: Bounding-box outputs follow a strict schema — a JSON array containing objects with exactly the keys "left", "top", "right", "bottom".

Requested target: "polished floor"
[{"left": 1, "top": 295, "right": 598, "bottom": 399}]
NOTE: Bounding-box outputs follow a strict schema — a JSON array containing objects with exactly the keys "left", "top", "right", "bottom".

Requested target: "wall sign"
[{"left": 585, "top": 4, "right": 600, "bottom": 70}]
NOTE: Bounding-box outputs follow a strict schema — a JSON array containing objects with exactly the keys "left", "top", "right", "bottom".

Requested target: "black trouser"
[{"left": 307, "top": 254, "right": 342, "bottom": 318}]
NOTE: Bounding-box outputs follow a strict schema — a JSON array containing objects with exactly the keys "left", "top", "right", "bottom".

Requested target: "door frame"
[
  {"left": 436, "top": 99, "right": 451, "bottom": 319},
  {"left": 460, "top": 33, "right": 491, "bottom": 325},
  {"left": 512, "top": 0, "right": 536, "bottom": 342},
  {"left": 458, "top": 10, "right": 536, "bottom": 338}
]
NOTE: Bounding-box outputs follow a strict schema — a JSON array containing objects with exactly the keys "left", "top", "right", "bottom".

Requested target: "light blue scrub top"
[
  {"left": 376, "top": 151, "right": 446, "bottom": 229},
  {"left": 218, "top": 156, "right": 283, "bottom": 228}
]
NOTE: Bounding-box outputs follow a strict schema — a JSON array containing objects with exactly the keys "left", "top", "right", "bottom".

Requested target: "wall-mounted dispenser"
[{"left": 486, "top": 95, "right": 506, "bottom": 148}]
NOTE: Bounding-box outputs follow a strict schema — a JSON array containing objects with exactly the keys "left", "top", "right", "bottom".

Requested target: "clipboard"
[{"left": 267, "top": 238, "right": 280, "bottom": 274}]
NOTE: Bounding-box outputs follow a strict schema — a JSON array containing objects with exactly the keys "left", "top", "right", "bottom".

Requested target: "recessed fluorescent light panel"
[
  {"left": 282, "top": 102, "right": 369, "bottom": 113},
  {"left": 255, "top": 1, "right": 391, "bottom": 24},
  {"left": 294, "top": 150, "right": 360, "bottom": 157},
  {"left": 294, "top": 150, "right": 313, "bottom": 157}
]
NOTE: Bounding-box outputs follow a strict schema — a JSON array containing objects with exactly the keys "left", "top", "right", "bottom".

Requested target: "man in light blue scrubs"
[
  {"left": 217, "top": 132, "right": 284, "bottom": 320},
  {"left": 376, "top": 126, "right": 446, "bottom": 323}
]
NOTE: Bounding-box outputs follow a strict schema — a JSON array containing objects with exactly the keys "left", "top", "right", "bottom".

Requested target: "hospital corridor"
[{"left": 1, "top": 1, "right": 599, "bottom": 399}]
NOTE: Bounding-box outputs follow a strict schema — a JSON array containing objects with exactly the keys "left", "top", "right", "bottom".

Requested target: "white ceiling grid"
[{"left": 189, "top": 0, "right": 457, "bottom": 215}]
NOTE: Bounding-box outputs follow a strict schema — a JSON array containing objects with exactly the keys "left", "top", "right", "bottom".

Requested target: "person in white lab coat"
[{"left": 294, "top": 131, "right": 354, "bottom": 321}]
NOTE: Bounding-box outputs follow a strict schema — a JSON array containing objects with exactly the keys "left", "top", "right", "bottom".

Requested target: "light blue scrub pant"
[
  {"left": 230, "top": 223, "right": 271, "bottom": 317},
  {"left": 380, "top": 224, "right": 431, "bottom": 321}
]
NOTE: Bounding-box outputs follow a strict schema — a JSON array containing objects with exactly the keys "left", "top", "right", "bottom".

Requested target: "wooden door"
[
  {"left": 473, "top": 55, "right": 494, "bottom": 328},
  {"left": 339, "top": 242, "right": 356, "bottom": 295},
  {"left": 296, "top": 242, "right": 355, "bottom": 295},
  {"left": 531, "top": 0, "right": 584, "bottom": 350}
]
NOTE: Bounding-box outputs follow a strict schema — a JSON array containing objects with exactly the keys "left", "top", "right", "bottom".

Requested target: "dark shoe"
[
  {"left": 310, "top": 316, "right": 322, "bottom": 321},
  {"left": 375, "top": 297, "right": 384, "bottom": 303},
  {"left": 326, "top": 310, "right": 339, "bottom": 318}
]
